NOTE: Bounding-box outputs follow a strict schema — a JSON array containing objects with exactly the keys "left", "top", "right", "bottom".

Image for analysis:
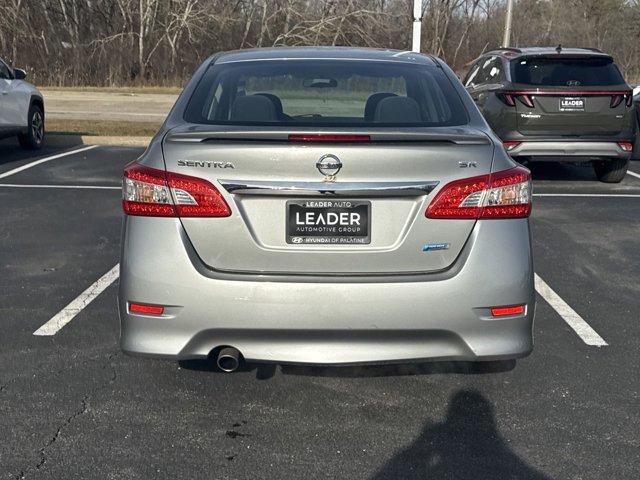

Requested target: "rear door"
[
  {"left": 466, "top": 56, "right": 504, "bottom": 109},
  {"left": 164, "top": 58, "right": 493, "bottom": 276},
  {"left": 0, "top": 60, "right": 11, "bottom": 128},
  {"left": 510, "top": 55, "right": 629, "bottom": 136}
]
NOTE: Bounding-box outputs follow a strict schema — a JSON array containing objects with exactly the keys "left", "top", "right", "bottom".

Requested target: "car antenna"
[{"left": 556, "top": 44, "right": 562, "bottom": 54}]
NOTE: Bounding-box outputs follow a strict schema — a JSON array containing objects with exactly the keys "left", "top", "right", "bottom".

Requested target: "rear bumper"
[
  {"left": 508, "top": 141, "right": 632, "bottom": 160},
  {"left": 119, "top": 217, "right": 535, "bottom": 364}
]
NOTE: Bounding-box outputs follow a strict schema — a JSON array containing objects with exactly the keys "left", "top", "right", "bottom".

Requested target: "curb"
[{"left": 45, "top": 134, "right": 152, "bottom": 147}]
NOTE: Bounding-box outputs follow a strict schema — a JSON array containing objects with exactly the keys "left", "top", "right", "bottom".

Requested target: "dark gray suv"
[{"left": 463, "top": 47, "right": 636, "bottom": 183}]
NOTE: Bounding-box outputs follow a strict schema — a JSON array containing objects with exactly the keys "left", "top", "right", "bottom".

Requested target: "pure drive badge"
[{"left": 422, "top": 242, "right": 450, "bottom": 252}]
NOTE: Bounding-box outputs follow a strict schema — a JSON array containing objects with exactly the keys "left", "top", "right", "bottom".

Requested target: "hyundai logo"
[{"left": 316, "top": 154, "right": 342, "bottom": 181}]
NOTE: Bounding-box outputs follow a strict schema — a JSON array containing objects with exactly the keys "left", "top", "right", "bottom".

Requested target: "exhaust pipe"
[{"left": 216, "top": 347, "right": 241, "bottom": 372}]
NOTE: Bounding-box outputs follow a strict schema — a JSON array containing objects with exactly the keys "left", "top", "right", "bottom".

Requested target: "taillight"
[
  {"left": 496, "top": 92, "right": 516, "bottom": 107},
  {"left": 610, "top": 94, "right": 624, "bottom": 108},
  {"left": 618, "top": 141, "right": 634, "bottom": 152},
  {"left": 612, "top": 92, "right": 634, "bottom": 108},
  {"left": 497, "top": 91, "right": 534, "bottom": 108},
  {"left": 516, "top": 94, "right": 535, "bottom": 108},
  {"left": 426, "top": 166, "right": 531, "bottom": 220},
  {"left": 503, "top": 141, "right": 521, "bottom": 152},
  {"left": 123, "top": 163, "right": 231, "bottom": 217},
  {"left": 626, "top": 93, "right": 633, "bottom": 107}
]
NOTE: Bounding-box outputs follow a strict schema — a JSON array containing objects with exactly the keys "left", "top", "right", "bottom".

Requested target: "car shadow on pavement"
[
  {"left": 525, "top": 160, "right": 598, "bottom": 181},
  {"left": 280, "top": 359, "right": 516, "bottom": 378},
  {"left": 0, "top": 137, "right": 81, "bottom": 166},
  {"left": 369, "top": 389, "right": 553, "bottom": 480},
  {"left": 179, "top": 359, "right": 516, "bottom": 380}
]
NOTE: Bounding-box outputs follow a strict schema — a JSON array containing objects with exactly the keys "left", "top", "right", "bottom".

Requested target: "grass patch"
[
  {"left": 41, "top": 86, "right": 182, "bottom": 95},
  {"left": 47, "top": 118, "right": 161, "bottom": 137}
]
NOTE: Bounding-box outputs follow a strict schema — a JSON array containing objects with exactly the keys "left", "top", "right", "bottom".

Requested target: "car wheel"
[
  {"left": 593, "top": 157, "right": 629, "bottom": 183},
  {"left": 18, "top": 105, "right": 45, "bottom": 150}
]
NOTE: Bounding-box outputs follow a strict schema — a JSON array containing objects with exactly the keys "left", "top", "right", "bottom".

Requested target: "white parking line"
[
  {"left": 533, "top": 193, "right": 640, "bottom": 198},
  {"left": 0, "top": 183, "right": 119, "bottom": 190},
  {"left": 534, "top": 274, "right": 608, "bottom": 347},
  {"left": 627, "top": 170, "right": 640, "bottom": 180},
  {"left": 0, "top": 145, "right": 98, "bottom": 180},
  {"left": 33, "top": 264, "right": 119, "bottom": 336}
]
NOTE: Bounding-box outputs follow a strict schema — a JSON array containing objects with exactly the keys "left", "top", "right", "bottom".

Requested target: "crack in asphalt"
[
  {"left": 13, "top": 351, "right": 119, "bottom": 479},
  {"left": 0, "top": 377, "right": 19, "bottom": 393}
]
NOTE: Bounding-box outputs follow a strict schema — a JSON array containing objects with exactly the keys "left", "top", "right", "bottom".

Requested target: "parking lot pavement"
[{"left": 1, "top": 147, "right": 639, "bottom": 479}]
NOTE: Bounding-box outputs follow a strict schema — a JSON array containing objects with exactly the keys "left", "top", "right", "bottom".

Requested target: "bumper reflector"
[
  {"left": 129, "top": 302, "right": 165, "bottom": 315},
  {"left": 490, "top": 305, "right": 526, "bottom": 317}
]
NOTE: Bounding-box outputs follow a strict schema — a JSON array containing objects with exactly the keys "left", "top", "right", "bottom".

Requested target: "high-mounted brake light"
[
  {"left": 490, "top": 305, "right": 526, "bottom": 317},
  {"left": 129, "top": 302, "right": 165, "bottom": 315},
  {"left": 122, "top": 163, "right": 231, "bottom": 217},
  {"left": 288, "top": 134, "right": 371, "bottom": 142},
  {"left": 426, "top": 166, "right": 531, "bottom": 220},
  {"left": 618, "top": 141, "right": 634, "bottom": 152}
]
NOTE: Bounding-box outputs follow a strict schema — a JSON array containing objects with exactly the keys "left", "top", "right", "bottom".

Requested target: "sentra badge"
[{"left": 178, "top": 160, "right": 235, "bottom": 169}]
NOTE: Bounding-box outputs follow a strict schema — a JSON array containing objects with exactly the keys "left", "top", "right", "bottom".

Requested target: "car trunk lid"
[{"left": 162, "top": 126, "right": 494, "bottom": 275}]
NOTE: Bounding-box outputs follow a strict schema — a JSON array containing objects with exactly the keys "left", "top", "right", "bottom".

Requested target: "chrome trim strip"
[{"left": 219, "top": 180, "right": 439, "bottom": 197}]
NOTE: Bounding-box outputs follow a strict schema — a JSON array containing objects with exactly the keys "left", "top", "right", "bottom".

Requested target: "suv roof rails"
[{"left": 582, "top": 47, "right": 603, "bottom": 53}]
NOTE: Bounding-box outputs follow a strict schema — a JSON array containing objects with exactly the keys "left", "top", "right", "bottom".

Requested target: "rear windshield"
[
  {"left": 184, "top": 60, "right": 468, "bottom": 127},
  {"left": 511, "top": 56, "right": 625, "bottom": 87}
]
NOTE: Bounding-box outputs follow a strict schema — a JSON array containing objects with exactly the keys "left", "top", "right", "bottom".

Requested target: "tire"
[
  {"left": 18, "top": 104, "right": 45, "bottom": 150},
  {"left": 593, "top": 157, "right": 629, "bottom": 183}
]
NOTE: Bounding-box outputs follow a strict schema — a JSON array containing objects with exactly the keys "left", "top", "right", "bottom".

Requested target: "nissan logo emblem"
[{"left": 316, "top": 154, "right": 342, "bottom": 178}]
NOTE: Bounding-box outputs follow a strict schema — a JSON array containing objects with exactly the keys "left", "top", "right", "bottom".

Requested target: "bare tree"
[{"left": 0, "top": 0, "right": 638, "bottom": 87}]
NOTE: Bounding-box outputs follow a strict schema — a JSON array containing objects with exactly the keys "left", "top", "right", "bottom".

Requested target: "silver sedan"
[{"left": 119, "top": 47, "right": 535, "bottom": 371}]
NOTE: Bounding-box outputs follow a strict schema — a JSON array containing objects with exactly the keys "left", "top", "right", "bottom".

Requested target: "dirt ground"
[{"left": 42, "top": 88, "right": 177, "bottom": 124}]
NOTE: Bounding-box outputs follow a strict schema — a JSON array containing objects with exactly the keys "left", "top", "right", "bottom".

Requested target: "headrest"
[
  {"left": 373, "top": 96, "right": 422, "bottom": 123},
  {"left": 230, "top": 95, "right": 277, "bottom": 122}
]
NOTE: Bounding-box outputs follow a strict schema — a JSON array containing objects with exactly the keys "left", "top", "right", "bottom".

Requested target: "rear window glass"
[
  {"left": 511, "top": 57, "right": 625, "bottom": 86},
  {"left": 184, "top": 60, "right": 468, "bottom": 127}
]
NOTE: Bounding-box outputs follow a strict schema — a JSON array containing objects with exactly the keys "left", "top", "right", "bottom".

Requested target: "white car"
[{"left": 0, "top": 58, "right": 45, "bottom": 149}]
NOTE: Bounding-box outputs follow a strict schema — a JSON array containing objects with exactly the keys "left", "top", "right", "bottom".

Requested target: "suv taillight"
[
  {"left": 497, "top": 91, "right": 535, "bottom": 108},
  {"left": 611, "top": 92, "right": 634, "bottom": 108},
  {"left": 496, "top": 92, "right": 516, "bottom": 107},
  {"left": 123, "top": 163, "right": 231, "bottom": 217},
  {"left": 426, "top": 166, "right": 531, "bottom": 219}
]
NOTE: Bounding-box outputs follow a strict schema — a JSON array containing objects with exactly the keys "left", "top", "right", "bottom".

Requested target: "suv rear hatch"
[{"left": 509, "top": 55, "right": 631, "bottom": 136}]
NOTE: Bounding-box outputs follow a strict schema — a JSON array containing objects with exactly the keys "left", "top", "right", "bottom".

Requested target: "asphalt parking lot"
[{"left": 1, "top": 142, "right": 639, "bottom": 480}]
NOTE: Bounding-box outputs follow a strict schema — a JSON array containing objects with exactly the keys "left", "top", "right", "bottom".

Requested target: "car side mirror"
[{"left": 13, "top": 68, "right": 26, "bottom": 80}]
